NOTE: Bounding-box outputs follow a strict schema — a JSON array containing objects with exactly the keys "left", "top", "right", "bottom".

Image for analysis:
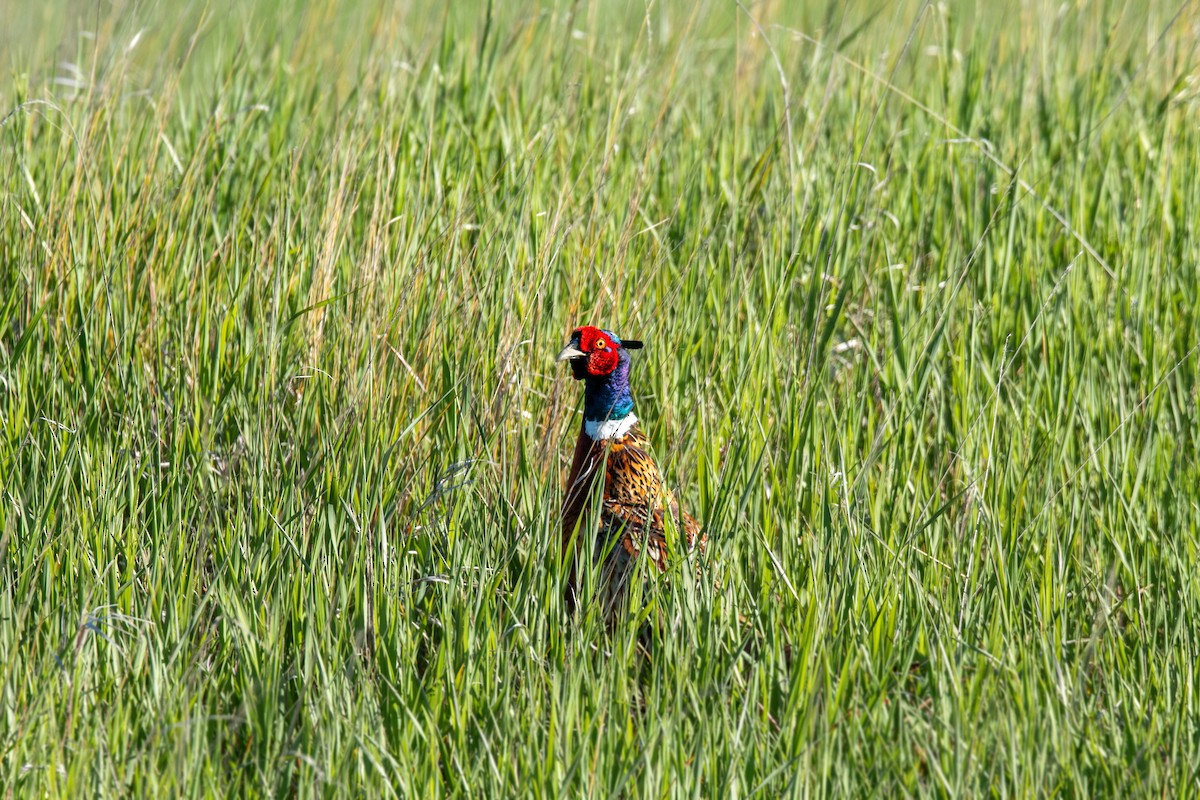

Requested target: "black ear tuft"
[{"left": 622, "top": 339, "right": 643, "bottom": 350}]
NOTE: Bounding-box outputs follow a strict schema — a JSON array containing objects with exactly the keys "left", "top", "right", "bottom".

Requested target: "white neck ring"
[{"left": 584, "top": 414, "right": 638, "bottom": 441}]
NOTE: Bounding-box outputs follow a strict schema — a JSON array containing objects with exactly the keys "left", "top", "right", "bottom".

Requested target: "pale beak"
[{"left": 557, "top": 345, "right": 587, "bottom": 362}]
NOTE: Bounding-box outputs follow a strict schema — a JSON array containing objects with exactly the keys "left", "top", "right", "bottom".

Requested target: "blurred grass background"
[{"left": 1, "top": 0, "right": 1198, "bottom": 795}]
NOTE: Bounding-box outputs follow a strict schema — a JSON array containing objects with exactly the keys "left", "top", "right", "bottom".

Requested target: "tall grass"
[{"left": 2, "top": 0, "right": 1198, "bottom": 795}]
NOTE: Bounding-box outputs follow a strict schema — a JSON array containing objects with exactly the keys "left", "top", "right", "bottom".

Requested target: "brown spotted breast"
[{"left": 561, "top": 420, "right": 704, "bottom": 618}]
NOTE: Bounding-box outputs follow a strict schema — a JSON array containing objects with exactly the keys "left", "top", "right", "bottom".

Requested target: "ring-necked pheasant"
[{"left": 557, "top": 325, "right": 705, "bottom": 623}]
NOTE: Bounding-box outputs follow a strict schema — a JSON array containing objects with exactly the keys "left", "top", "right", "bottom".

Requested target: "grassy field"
[{"left": 2, "top": 0, "right": 1199, "bottom": 795}]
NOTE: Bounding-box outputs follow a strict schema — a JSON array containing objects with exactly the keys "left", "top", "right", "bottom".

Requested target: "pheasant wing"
[{"left": 600, "top": 433, "right": 703, "bottom": 571}]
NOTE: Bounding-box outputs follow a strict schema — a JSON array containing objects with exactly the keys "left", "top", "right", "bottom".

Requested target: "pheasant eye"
[{"left": 594, "top": 338, "right": 607, "bottom": 350}]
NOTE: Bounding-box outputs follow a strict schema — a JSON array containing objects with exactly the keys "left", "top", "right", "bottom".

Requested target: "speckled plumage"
[{"left": 558, "top": 326, "right": 705, "bottom": 623}]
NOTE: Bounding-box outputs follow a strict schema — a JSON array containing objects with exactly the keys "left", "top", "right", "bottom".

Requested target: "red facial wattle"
[
  {"left": 588, "top": 349, "right": 619, "bottom": 376},
  {"left": 573, "top": 326, "right": 620, "bottom": 377}
]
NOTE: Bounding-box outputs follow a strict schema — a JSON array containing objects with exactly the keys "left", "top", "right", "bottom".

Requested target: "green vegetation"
[{"left": 2, "top": 0, "right": 1198, "bottom": 795}]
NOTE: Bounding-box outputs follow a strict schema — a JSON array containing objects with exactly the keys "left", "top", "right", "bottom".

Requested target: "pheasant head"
[{"left": 557, "top": 325, "right": 643, "bottom": 439}]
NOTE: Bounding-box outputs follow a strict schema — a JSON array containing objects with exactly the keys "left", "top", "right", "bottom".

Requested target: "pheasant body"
[{"left": 557, "top": 326, "right": 704, "bottom": 622}]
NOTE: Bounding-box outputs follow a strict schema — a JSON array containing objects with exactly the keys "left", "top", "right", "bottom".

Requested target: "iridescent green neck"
[{"left": 583, "top": 349, "right": 633, "bottom": 423}]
